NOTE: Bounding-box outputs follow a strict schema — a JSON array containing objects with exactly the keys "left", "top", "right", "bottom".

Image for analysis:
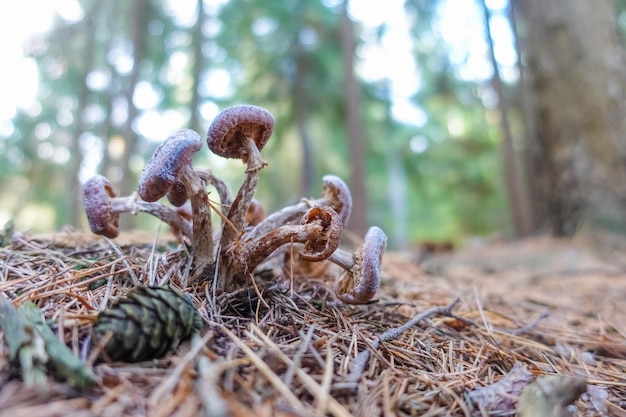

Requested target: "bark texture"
[
  {"left": 339, "top": 0, "right": 368, "bottom": 236},
  {"left": 120, "top": 0, "right": 150, "bottom": 228},
  {"left": 481, "top": 0, "right": 534, "bottom": 237},
  {"left": 516, "top": 0, "right": 626, "bottom": 235}
]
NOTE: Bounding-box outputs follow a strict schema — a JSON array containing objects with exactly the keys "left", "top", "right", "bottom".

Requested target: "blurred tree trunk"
[
  {"left": 387, "top": 146, "right": 409, "bottom": 249},
  {"left": 100, "top": 2, "right": 121, "bottom": 182},
  {"left": 68, "top": 2, "right": 100, "bottom": 227},
  {"left": 294, "top": 45, "right": 314, "bottom": 198},
  {"left": 120, "top": 0, "right": 150, "bottom": 228},
  {"left": 516, "top": 0, "right": 626, "bottom": 235},
  {"left": 189, "top": 0, "right": 205, "bottom": 135},
  {"left": 339, "top": 0, "right": 368, "bottom": 236},
  {"left": 509, "top": 2, "right": 543, "bottom": 231},
  {"left": 480, "top": 0, "right": 534, "bottom": 237}
]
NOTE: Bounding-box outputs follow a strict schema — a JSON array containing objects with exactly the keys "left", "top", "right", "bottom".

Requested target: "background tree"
[
  {"left": 515, "top": 0, "right": 626, "bottom": 235},
  {"left": 119, "top": 0, "right": 151, "bottom": 211},
  {"left": 214, "top": 0, "right": 351, "bottom": 204},
  {"left": 3, "top": 0, "right": 546, "bottom": 248},
  {"left": 480, "top": 0, "right": 533, "bottom": 237},
  {"left": 339, "top": 0, "right": 368, "bottom": 236}
]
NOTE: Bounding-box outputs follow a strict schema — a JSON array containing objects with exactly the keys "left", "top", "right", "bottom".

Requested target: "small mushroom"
[
  {"left": 82, "top": 175, "right": 121, "bottom": 238},
  {"left": 165, "top": 170, "right": 232, "bottom": 212},
  {"left": 138, "top": 129, "right": 203, "bottom": 201},
  {"left": 82, "top": 175, "right": 192, "bottom": 240},
  {"left": 138, "top": 129, "right": 213, "bottom": 268},
  {"left": 222, "top": 205, "right": 343, "bottom": 290},
  {"left": 206, "top": 104, "right": 273, "bottom": 169},
  {"left": 247, "top": 175, "right": 352, "bottom": 241},
  {"left": 207, "top": 105, "right": 274, "bottom": 248},
  {"left": 317, "top": 174, "right": 352, "bottom": 226},
  {"left": 332, "top": 226, "right": 387, "bottom": 304}
]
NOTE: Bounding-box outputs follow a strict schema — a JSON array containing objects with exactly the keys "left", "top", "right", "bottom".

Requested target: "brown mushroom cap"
[
  {"left": 82, "top": 175, "right": 120, "bottom": 238},
  {"left": 166, "top": 181, "right": 188, "bottom": 207},
  {"left": 321, "top": 175, "right": 352, "bottom": 226},
  {"left": 138, "top": 129, "right": 202, "bottom": 202},
  {"left": 335, "top": 226, "right": 387, "bottom": 304},
  {"left": 358, "top": 226, "right": 386, "bottom": 286},
  {"left": 206, "top": 104, "right": 274, "bottom": 163},
  {"left": 298, "top": 205, "right": 344, "bottom": 262},
  {"left": 237, "top": 204, "right": 343, "bottom": 274},
  {"left": 245, "top": 175, "right": 352, "bottom": 242}
]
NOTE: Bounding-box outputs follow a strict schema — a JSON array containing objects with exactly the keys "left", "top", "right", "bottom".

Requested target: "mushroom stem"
[
  {"left": 137, "top": 129, "right": 215, "bottom": 275},
  {"left": 332, "top": 226, "right": 387, "bottom": 304},
  {"left": 83, "top": 174, "right": 192, "bottom": 242},
  {"left": 179, "top": 165, "right": 213, "bottom": 267},
  {"left": 245, "top": 201, "right": 307, "bottom": 241},
  {"left": 109, "top": 197, "right": 193, "bottom": 240},
  {"left": 237, "top": 222, "right": 323, "bottom": 273},
  {"left": 243, "top": 136, "right": 267, "bottom": 172},
  {"left": 246, "top": 175, "right": 351, "bottom": 241},
  {"left": 219, "top": 137, "right": 267, "bottom": 249},
  {"left": 220, "top": 205, "right": 342, "bottom": 291},
  {"left": 327, "top": 248, "right": 354, "bottom": 270},
  {"left": 197, "top": 169, "right": 232, "bottom": 214}
]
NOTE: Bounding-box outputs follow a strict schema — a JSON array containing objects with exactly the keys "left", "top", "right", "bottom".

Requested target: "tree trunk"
[
  {"left": 294, "top": 46, "right": 314, "bottom": 198},
  {"left": 387, "top": 146, "right": 409, "bottom": 249},
  {"left": 68, "top": 2, "right": 101, "bottom": 227},
  {"left": 339, "top": 0, "right": 368, "bottom": 236},
  {"left": 480, "top": 0, "right": 534, "bottom": 237},
  {"left": 509, "top": 2, "right": 543, "bottom": 230},
  {"left": 189, "top": 0, "right": 205, "bottom": 136},
  {"left": 516, "top": 0, "right": 626, "bottom": 235},
  {"left": 100, "top": 2, "right": 121, "bottom": 182},
  {"left": 120, "top": 0, "right": 150, "bottom": 228}
]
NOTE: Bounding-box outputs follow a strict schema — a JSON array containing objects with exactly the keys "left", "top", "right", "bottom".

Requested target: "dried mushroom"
[{"left": 81, "top": 104, "right": 387, "bottom": 304}]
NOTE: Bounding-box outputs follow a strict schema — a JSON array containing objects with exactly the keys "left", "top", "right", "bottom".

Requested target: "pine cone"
[{"left": 93, "top": 285, "right": 202, "bottom": 362}]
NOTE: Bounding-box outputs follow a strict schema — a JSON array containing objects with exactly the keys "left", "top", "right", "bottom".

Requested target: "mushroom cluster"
[{"left": 82, "top": 105, "right": 387, "bottom": 304}]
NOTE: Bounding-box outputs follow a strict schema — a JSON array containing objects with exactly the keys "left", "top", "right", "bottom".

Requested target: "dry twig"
[{"left": 347, "top": 297, "right": 461, "bottom": 383}]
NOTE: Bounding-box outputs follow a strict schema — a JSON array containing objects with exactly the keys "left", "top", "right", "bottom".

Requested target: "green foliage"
[{"left": 3, "top": 0, "right": 515, "bottom": 247}]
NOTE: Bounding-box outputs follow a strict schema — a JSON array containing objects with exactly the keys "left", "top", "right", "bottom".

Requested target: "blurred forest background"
[{"left": 2, "top": 0, "right": 626, "bottom": 249}]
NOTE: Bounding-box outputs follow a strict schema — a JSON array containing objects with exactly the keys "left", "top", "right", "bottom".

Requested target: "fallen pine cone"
[{"left": 92, "top": 285, "right": 202, "bottom": 362}]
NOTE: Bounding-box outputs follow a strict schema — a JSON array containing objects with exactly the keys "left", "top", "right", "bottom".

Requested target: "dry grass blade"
[
  {"left": 195, "top": 354, "right": 229, "bottom": 417},
  {"left": 249, "top": 326, "right": 353, "bottom": 417},
  {"left": 149, "top": 331, "right": 215, "bottom": 408},
  {"left": 283, "top": 325, "right": 315, "bottom": 387},
  {"left": 103, "top": 237, "right": 141, "bottom": 286},
  {"left": 220, "top": 325, "right": 311, "bottom": 416},
  {"left": 347, "top": 297, "right": 461, "bottom": 382},
  {"left": 207, "top": 197, "right": 236, "bottom": 233},
  {"left": 315, "top": 339, "right": 335, "bottom": 416},
  {"left": 147, "top": 224, "right": 162, "bottom": 286},
  {"left": 2, "top": 233, "right": 626, "bottom": 416}
]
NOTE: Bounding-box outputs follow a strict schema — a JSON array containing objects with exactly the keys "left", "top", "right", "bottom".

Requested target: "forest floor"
[{"left": 1, "top": 229, "right": 626, "bottom": 416}]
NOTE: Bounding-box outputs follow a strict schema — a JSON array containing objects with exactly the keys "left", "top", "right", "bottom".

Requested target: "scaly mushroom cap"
[
  {"left": 138, "top": 129, "right": 202, "bottom": 202},
  {"left": 298, "top": 205, "right": 343, "bottom": 262},
  {"left": 336, "top": 226, "right": 387, "bottom": 304},
  {"left": 206, "top": 105, "right": 274, "bottom": 163},
  {"left": 239, "top": 204, "right": 343, "bottom": 273},
  {"left": 82, "top": 175, "right": 120, "bottom": 238},
  {"left": 321, "top": 175, "right": 352, "bottom": 227},
  {"left": 166, "top": 181, "right": 188, "bottom": 207}
]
